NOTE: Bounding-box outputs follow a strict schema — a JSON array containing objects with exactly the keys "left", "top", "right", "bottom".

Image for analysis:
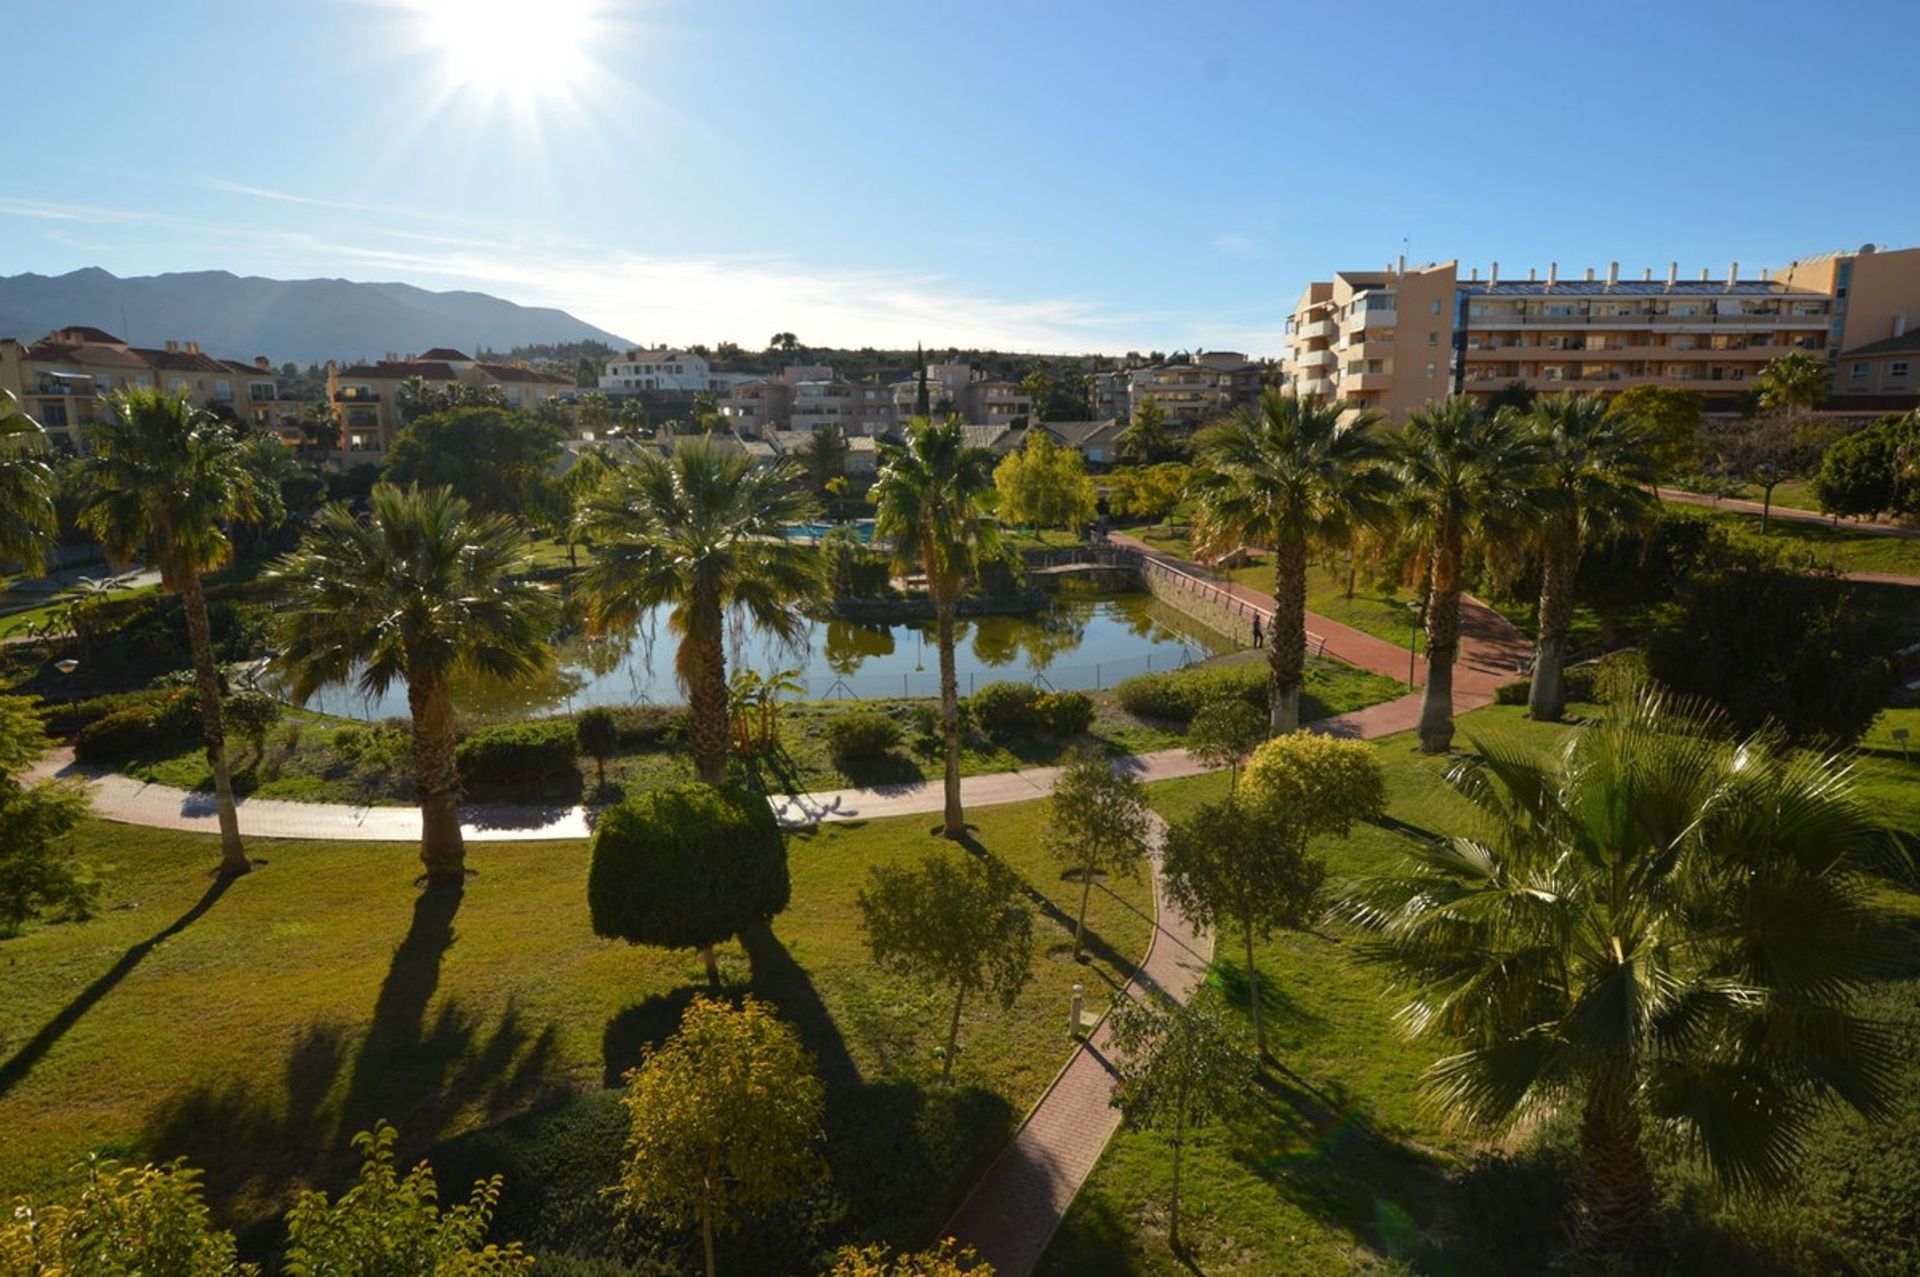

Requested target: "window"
[
  {"left": 1426, "top": 362, "right": 1436, "bottom": 379},
  {"left": 1893, "top": 361, "right": 1911, "bottom": 379},
  {"left": 1851, "top": 362, "right": 1869, "bottom": 379},
  {"left": 1428, "top": 332, "right": 1438, "bottom": 346}
]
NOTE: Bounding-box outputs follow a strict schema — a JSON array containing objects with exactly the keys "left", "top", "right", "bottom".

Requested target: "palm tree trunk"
[
  {"left": 1527, "top": 524, "right": 1579, "bottom": 722},
  {"left": 687, "top": 598, "right": 730, "bottom": 787},
  {"left": 935, "top": 584, "right": 963, "bottom": 839},
  {"left": 1244, "top": 911, "right": 1264, "bottom": 1059},
  {"left": 1577, "top": 1079, "right": 1655, "bottom": 1253},
  {"left": 181, "top": 569, "right": 247, "bottom": 876},
  {"left": 408, "top": 672, "right": 465, "bottom": 888},
  {"left": 942, "top": 976, "right": 968, "bottom": 1085},
  {"left": 1267, "top": 538, "right": 1308, "bottom": 733},
  {"left": 1418, "top": 528, "right": 1462, "bottom": 754},
  {"left": 700, "top": 944, "right": 720, "bottom": 989}
]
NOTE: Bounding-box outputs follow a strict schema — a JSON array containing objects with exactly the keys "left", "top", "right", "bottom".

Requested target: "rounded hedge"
[
  {"left": 1114, "top": 664, "right": 1264, "bottom": 722},
  {"left": 455, "top": 719, "right": 578, "bottom": 787},
  {"left": 826, "top": 711, "right": 902, "bottom": 762},
  {"left": 587, "top": 783, "right": 790, "bottom": 954}
]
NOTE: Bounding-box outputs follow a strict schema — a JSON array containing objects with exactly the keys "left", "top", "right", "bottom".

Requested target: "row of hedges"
[
  {"left": 455, "top": 720, "right": 578, "bottom": 787},
  {"left": 72, "top": 689, "right": 200, "bottom": 763},
  {"left": 1114, "top": 663, "right": 1265, "bottom": 722},
  {"left": 967, "top": 681, "right": 1095, "bottom": 738}
]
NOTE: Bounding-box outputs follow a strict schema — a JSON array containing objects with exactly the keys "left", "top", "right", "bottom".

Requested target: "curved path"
[{"left": 1659, "top": 486, "right": 1920, "bottom": 540}]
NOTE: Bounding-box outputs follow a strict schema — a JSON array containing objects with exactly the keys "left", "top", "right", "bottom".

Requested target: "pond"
[{"left": 287, "top": 592, "right": 1233, "bottom": 722}]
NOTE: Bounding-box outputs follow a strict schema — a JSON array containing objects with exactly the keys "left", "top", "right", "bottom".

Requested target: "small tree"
[
  {"left": 1107, "top": 990, "right": 1252, "bottom": 1252},
  {"left": 222, "top": 690, "right": 282, "bottom": 763},
  {"left": 1161, "top": 799, "right": 1324, "bottom": 1059},
  {"left": 828, "top": 1240, "right": 995, "bottom": 1276},
  {"left": 1240, "top": 733, "right": 1387, "bottom": 845},
  {"left": 283, "top": 1122, "right": 531, "bottom": 1275},
  {"left": 1042, "top": 752, "right": 1152, "bottom": 962},
  {"left": 0, "top": 1156, "right": 246, "bottom": 1276},
  {"left": 0, "top": 696, "right": 94, "bottom": 938},
  {"left": 613, "top": 995, "right": 825, "bottom": 1277},
  {"left": 1706, "top": 411, "right": 1813, "bottom": 533},
  {"left": 1183, "top": 699, "right": 1266, "bottom": 795},
  {"left": 588, "top": 784, "right": 791, "bottom": 987},
  {"left": 576, "top": 705, "right": 619, "bottom": 785},
  {"left": 858, "top": 850, "right": 1034, "bottom": 1084}
]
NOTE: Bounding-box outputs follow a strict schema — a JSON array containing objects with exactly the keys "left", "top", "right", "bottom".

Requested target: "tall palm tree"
[
  {"left": 1755, "top": 350, "right": 1830, "bottom": 417},
  {"left": 269, "top": 484, "right": 553, "bottom": 887},
  {"left": 1393, "top": 396, "right": 1544, "bottom": 753},
  {"left": 1190, "top": 390, "right": 1393, "bottom": 732},
  {"left": 1521, "top": 394, "right": 1658, "bottom": 721},
  {"left": 575, "top": 439, "right": 822, "bottom": 786},
  {"left": 1342, "top": 690, "right": 1895, "bottom": 1252},
  {"left": 870, "top": 417, "right": 1001, "bottom": 838},
  {"left": 0, "top": 390, "right": 58, "bottom": 582},
  {"left": 76, "top": 388, "right": 276, "bottom": 877}
]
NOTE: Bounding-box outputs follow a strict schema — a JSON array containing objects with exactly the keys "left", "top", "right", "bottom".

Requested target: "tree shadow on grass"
[
  {"left": 1033, "top": 1191, "right": 1148, "bottom": 1277},
  {"left": 0, "top": 874, "right": 235, "bottom": 1101},
  {"left": 600, "top": 987, "right": 698, "bottom": 1087},
  {"left": 952, "top": 831, "right": 1143, "bottom": 993}
]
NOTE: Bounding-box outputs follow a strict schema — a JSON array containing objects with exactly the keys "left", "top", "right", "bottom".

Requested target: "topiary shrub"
[
  {"left": 587, "top": 783, "right": 790, "bottom": 985},
  {"left": 72, "top": 689, "right": 199, "bottom": 763},
  {"left": 1495, "top": 679, "right": 1530, "bottom": 706},
  {"left": 1035, "top": 691, "right": 1095, "bottom": 737},
  {"left": 826, "top": 711, "right": 902, "bottom": 763},
  {"left": 455, "top": 719, "right": 578, "bottom": 788},
  {"left": 1115, "top": 664, "right": 1264, "bottom": 722},
  {"left": 968, "top": 681, "right": 1045, "bottom": 735},
  {"left": 575, "top": 707, "right": 620, "bottom": 783}
]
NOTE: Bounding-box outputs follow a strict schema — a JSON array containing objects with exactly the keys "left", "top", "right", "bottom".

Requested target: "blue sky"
[{"left": 3, "top": 0, "right": 1915, "bottom": 356}]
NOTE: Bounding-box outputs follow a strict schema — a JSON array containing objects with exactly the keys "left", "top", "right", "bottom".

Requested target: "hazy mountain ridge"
[{"left": 0, "top": 267, "right": 632, "bottom": 365}]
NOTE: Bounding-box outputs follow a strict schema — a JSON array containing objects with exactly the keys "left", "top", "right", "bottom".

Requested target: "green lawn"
[
  {"left": 0, "top": 800, "right": 1153, "bottom": 1270},
  {"left": 117, "top": 657, "right": 1405, "bottom": 807},
  {"left": 1039, "top": 704, "right": 1920, "bottom": 1275},
  {"left": 1678, "top": 504, "right": 1920, "bottom": 576}
]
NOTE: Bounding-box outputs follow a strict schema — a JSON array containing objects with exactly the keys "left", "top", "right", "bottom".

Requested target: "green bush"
[
  {"left": 1035, "top": 691, "right": 1095, "bottom": 736},
  {"left": 1114, "top": 663, "right": 1263, "bottom": 722},
  {"left": 611, "top": 705, "right": 686, "bottom": 748},
  {"left": 825, "top": 712, "right": 902, "bottom": 762},
  {"left": 575, "top": 707, "right": 620, "bottom": 769},
  {"left": 968, "top": 681, "right": 1045, "bottom": 735},
  {"left": 38, "top": 688, "right": 193, "bottom": 739},
  {"left": 223, "top": 690, "right": 282, "bottom": 753},
  {"left": 456, "top": 719, "right": 579, "bottom": 787},
  {"left": 72, "top": 690, "right": 199, "bottom": 763}
]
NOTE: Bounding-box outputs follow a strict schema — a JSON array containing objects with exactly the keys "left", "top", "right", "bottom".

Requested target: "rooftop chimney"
[
  {"left": 1528, "top": 267, "right": 1537, "bottom": 282},
  {"left": 1644, "top": 267, "right": 1653, "bottom": 281},
  {"left": 1584, "top": 267, "right": 1595, "bottom": 282},
  {"left": 1606, "top": 261, "right": 1620, "bottom": 291},
  {"left": 1726, "top": 261, "right": 1739, "bottom": 291},
  {"left": 1397, "top": 253, "right": 1406, "bottom": 275},
  {"left": 1546, "top": 262, "right": 1558, "bottom": 292},
  {"left": 1469, "top": 267, "right": 1479, "bottom": 281},
  {"left": 1490, "top": 260, "right": 1499, "bottom": 285},
  {"left": 254, "top": 356, "right": 270, "bottom": 371},
  {"left": 1896, "top": 313, "right": 1909, "bottom": 338},
  {"left": 1666, "top": 262, "right": 1678, "bottom": 290},
  {"left": 165, "top": 339, "right": 180, "bottom": 354},
  {"left": 1700, "top": 268, "right": 1710, "bottom": 282},
  {"left": 185, "top": 341, "right": 199, "bottom": 356}
]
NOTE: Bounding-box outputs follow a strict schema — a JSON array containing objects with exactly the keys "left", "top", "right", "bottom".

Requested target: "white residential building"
[{"left": 600, "top": 348, "right": 712, "bottom": 393}]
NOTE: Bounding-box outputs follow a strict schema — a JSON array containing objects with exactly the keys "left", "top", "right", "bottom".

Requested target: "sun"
[{"left": 407, "top": 0, "right": 598, "bottom": 106}]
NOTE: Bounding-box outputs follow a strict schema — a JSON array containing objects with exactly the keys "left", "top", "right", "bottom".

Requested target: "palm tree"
[
  {"left": 575, "top": 439, "right": 822, "bottom": 785},
  {"left": 1755, "top": 351, "right": 1830, "bottom": 418},
  {"left": 268, "top": 484, "right": 553, "bottom": 887},
  {"left": 76, "top": 388, "right": 276, "bottom": 876},
  {"left": 1342, "top": 690, "right": 1895, "bottom": 1252},
  {"left": 870, "top": 417, "right": 1001, "bottom": 838},
  {"left": 1521, "top": 394, "right": 1658, "bottom": 721},
  {"left": 1393, "top": 397, "right": 1545, "bottom": 753},
  {"left": 1190, "top": 390, "right": 1392, "bottom": 732},
  {"left": 0, "top": 390, "right": 58, "bottom": 582}
]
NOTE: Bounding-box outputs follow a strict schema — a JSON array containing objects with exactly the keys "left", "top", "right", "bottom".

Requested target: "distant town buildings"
[
  {"left": 1280, "top": 245, "right": 1920, "bottom": 422},
  {"left": 327, "top": 348, "right": 574, "bottom": 457}
]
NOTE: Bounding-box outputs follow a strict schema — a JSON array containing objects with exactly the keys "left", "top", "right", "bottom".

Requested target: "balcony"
[
  {"left": 1296, "top": 318, "right": 1336, "bottom": 341},
  {"left": 1296, "top": 376, "right": 1334, "bottom": 397},
  {"left": 1342, "top": 372, "right": 1393, "bottom": 392},
  {"left": 1295, "top": 348, "right": 1335, "bottom": 370},
  {"left": 1347, "top": 306, "right": 1396, "bottom": 331}
]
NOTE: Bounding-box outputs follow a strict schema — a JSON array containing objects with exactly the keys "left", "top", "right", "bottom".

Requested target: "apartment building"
[
  {"left": 1091, "top": 352, "right": 1260, "bottom": 428},
  {"left": 886, "top": 362, "right": 1033, "bottom": 427},
  {"left": 1281, "top": 245, "right": 1920, "bottom": 422},
  {"left": 0, "top": 326, "right": 298, "bottom": 452},
  {"left": 600, "top": 347, "right": 711, "bottom": 393},
  {"left": 328, "top": 347, "right": 574, "bottom": 457}
]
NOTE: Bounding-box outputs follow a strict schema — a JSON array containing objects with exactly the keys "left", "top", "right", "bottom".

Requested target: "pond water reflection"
[{"left": 288, "top": 592, "right": 1231, "bottom": 722}]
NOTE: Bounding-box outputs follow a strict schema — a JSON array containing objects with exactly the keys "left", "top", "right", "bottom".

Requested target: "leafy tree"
[
  {"left": 1520, "top": 394, "right": 1658, "bottom": 721},
  {"left": 1646, "top": 565, "right": 1894, "bottom": 745},
  {"left": 0, "top": 389, "right": 57, "bottom": 580},
  {"left": 1706, "top": 410, "right": 1814, "bottom": 532},
  {"left": 282, "top": 1122, "right": 532, "bottom": 1275},
  {"left": 798, "top": 424, "right": 851, "bottom": 492},
  {"left": 870, "top": 418, "right": 1002, "bottom": 837},
  {"left": 993, "top": 430, "right": 1096, "bottom": 531},
  {"left": 769, "top": 332, "right": 801, "bottom": 353},
  {"left": 1191, "top": 390, "right": 1393, "bottom": 733},
  {"left": 1393, "top": 397, "right": 1546, "bottom": 752},
  {"left": 858, "top": 849, "right": 1034, "bottom": 1084},
  {"left": 1182, "top": 698, "right": 1266, "bottom": 795},
  {"left": 1813, "top": 411, "right": 1920, "bottom": 519},
  {"left": 0, "top": 696, "right": 94, "bottom": 938},
  {"left": 1756, "top": 350, "right": 1831, "bottom": 417},
  {"left": 588, "top": 783, "right": 790, "bottom": 987},
  {"left": 1119, "top": 397, "right": 1171, "bottom": 463},
  {"left": 383, "top": 406, "right": 565, "bottom": 517},
  {"left": 1107, "top": 990, "right": 1253, "bottom": 1251},
  {"left": 1341, "top": 691, "right": 1896, "bottom": 1253},
  {"left": 269, "top": 484, "right": 554, "bottom": 886},
  {"left": 394, "top": 373, "right": 442, "bottom": 424},
  {"left": 576, "top": 705, "right": 620, "bottom": 785},
  {"left": 575, "top": 439, "right": 823, "bottom": 785},
  {"left": 0, "top": 1156, "right": 247, "bottom": 1276},
  {"left": 1042, "top": 752, "right": 1152, "bottom": 962},
  {"left": 828, "top": 1239, "right": 995, "bottom": 1275},
  {"left": 1604, "top": 384, "right": 1705, "bottom": 482},
  {"left": 76, "top": 388, "right": 277, "bottom": 876},
  {"left": 222, "top": 690, "right": 282, "bottom": 763},
  {"left": 613, "top": 995, "right": 824, "bottom": 1277}
]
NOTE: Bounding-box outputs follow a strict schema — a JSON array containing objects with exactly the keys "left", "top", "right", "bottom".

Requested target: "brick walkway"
[
  {"left": 1658, "top": 487, "right": 1920, "bottom": 540},
  {"left": 943, "top": 815, "right": 1210, "bottom": 1276}
]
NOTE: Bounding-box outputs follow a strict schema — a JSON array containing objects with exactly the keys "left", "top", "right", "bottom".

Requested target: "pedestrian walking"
[{"left": 1251, "top": 613, "right": 1263, "bottom": 649}]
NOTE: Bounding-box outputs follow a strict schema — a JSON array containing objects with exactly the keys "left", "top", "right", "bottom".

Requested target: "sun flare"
[{"left": 408, "top": 0, "right": 598, "bottom": 106}]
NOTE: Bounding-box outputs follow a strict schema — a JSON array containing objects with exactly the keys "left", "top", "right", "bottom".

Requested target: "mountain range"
[{"left": 0, "top": 268, "right": 632, "bottom": 365}]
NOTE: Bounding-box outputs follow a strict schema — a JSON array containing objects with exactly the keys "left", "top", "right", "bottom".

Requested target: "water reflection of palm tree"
[
  {"left": 970, "top": 616, "right": 1021, "bottom": 668},
  {"left": 1015, "top": 606, "right": 1085, "bottom": 672},
  {"left": 823, "top": 620, "right": 894, "bottom": 676}
]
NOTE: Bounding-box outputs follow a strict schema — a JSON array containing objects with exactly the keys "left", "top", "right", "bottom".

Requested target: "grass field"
[
  {"left": 1037, "top": 705, "right": 1920, "bottom": 1275},
  {"left": 1677, "top": 504, "right": 1920, "bottom": 576},
  {"left": 0, "top": 799, "right": 1153, "bottom": 1270}
]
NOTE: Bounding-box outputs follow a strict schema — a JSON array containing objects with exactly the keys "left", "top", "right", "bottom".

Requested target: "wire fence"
[{"left": 803, "top": 646, "right": 1203, "bottom": 702}]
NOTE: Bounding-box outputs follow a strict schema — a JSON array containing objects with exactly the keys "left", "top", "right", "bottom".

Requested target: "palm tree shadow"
[
  {"left": 0, "top": 875, "right": 235, "bottom": 1101},
  {"left": 336, "top": 884, "right": 463, "bottom": 1137}
]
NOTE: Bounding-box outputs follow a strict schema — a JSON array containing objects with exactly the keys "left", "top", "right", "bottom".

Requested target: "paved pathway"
[
  {"left": 1658, "top": 487, "right": 1920, "bottom": 540},
  {"left": 944, "top": 816, "right": 1211, "bottom": 1276}
]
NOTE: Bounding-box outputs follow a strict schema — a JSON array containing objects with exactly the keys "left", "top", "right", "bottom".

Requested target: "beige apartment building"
[
  {"left": 0, "top": 326, "right": 298, "bottom": 452},
  {"left": 327, "top": 347, "right": 574, "bottom": 458},
  {"left": 1281, "top": 245, "right": 1920, "bottom": 422}
]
